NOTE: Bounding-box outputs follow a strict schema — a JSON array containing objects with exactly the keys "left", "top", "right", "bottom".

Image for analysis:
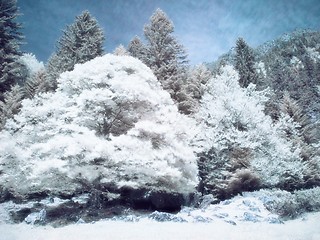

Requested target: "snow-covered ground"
[
  {"left": 1, "top": 194, "right": 320, "bottom": 240},
  {"left": 1, "top": 211, "right": 319, "bottom": 240}
]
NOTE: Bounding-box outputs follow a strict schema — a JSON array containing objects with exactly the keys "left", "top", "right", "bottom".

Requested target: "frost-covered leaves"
[
  {"left": 46, "top": 10, "right": 105, "bottom": 90},
  {"left": 0, "top": 0, "right": 24, "bottom": 96},
  {"left": 0, "top": 55, "right": 198, "bottom": 196}
]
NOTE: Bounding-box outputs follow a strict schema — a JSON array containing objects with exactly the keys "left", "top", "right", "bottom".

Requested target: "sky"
[{"left": 17, "top": 0, "right": 320, "bottom": 65}]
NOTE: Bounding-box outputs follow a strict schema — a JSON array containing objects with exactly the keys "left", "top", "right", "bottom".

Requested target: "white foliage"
[
  {"left": 19, "top": 53, "right": 44, "bottom": 75},
  {"left": 306, "top": 47, "right": 320, "bottom": 61},
  {"left": 0, "top": 54, "right": 198, "bottom": 194},
  {"left": 195, "top": 65, "right": 308, "bottom": 187}
]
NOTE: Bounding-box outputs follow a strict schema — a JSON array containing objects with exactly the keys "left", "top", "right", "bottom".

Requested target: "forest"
[{"left": 0, "top": 0, "right": 320, "bottom": 228}]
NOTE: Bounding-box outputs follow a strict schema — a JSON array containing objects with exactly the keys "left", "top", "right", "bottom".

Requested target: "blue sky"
[{"left": 18, "top": 0, "right": 320, "bottom": 64}]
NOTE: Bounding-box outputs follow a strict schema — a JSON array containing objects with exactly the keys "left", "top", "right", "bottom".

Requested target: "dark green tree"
[
  {"left": 234, "top": 38, "right": 256, "bottom": 88},
  {"left": 0, "top": 0, "right": 24, "bottom": 99},
  {"left": 46, "top": 10, "right": 105, "bottom": 90}
]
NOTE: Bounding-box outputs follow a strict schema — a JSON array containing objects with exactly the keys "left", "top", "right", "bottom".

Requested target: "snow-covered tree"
[
  {"left": 46, "top": 10, "right": 105, "bottom": 90},
  {"left": 196, "top": 65, "right": 316, "bottom": 198},
  {"left": 0, "top": 54, "right": 198, "bottom": 198},
  {"left": 0, "top": 84, "right": 24, "bottom": 129},
  {"left": 234, "top": 38, "right": 257, "bottom": 88},
  {"left": 19, "top": 53, "right": 44, "bottom": 77},
  {"left": 175, "top": 64, "right": 212, "bottom": 114},
  {"left": 143, "top": 9, "right": 188, "bottom": 100},
  {"left": 25, "top": 70, "right": 49, "bottom": 98},
  {"left": 113, "top": 44, "right": 129, "bottom": 56},
  {"left": 127, "top": 36, "right": 146, "bottom": 60},
  {"left": 0, "top": 0, "right": 24, "bottom": 98},
  {"left": 186, "top": 64, "right": 212, "bottom": 100},
  {"left": 274, "top": 93, "right": 320, "bottom": 187}
]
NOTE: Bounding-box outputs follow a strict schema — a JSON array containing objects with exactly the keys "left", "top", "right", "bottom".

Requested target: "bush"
[{"left": 244, "top": 187, "right": 320, "bottom": 219}]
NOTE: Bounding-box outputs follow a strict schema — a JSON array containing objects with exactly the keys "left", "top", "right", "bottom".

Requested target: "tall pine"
[
  {"left": 0, "top": 0, "right": 24, "bottom": 99},
  {"left": 46, "top": 11, "right": 105, "bottom": 90},
  {"left": 143, "top": 9, "right": 188, "bottom": 99},
  {"left": 234, "top": 38, "right": 256, "bottom": 88}
]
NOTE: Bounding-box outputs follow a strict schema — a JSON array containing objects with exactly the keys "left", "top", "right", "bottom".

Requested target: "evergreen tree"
[
  {"left": 0, "top": 84, "right": 24, "bottom": 129},
  {"left": 143, "top": 9, "right": 188, "bottom": 99},
  {"left": 0, "top": 0, "right": 24, "bottom": 99},
  {"left": 234, "top": 38, "right": 256, "bottom": 88},
  {"left": 25, "top": 70, "right": 49, "bottom": 98},
  {"left": 127, "top": 36, "right": 145, "bottom": 60},
  {"left": 46, "top": 10, "right": 105, "bottom": 90},
  {"left": 113, "top": 44, "right": 128, "bottom": 56}
]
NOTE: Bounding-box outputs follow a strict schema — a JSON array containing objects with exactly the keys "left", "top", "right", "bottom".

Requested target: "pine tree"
[
  {"left": 127, "top": 36, "right": 145, "bottom": 60},
  {"left": 234, "top": 38, "right": 256, "bottom": 88},
  {"left": 143, "top": 9, "right": 188, "bottom": 99},
  {"left": 0, "top": 0, "right": 24, "bottom": 99},
  {"left": 113, "top": 44, "right": 128, "bottom": 56},
  {"left": 46, "top": 10, "right": 105, "bottom": 90},
  {"left": 0, "top": 84, "right": 24, "bottom": 129},
  {"left": 25, "top": 70, "right": 49, "bottom": 98}
]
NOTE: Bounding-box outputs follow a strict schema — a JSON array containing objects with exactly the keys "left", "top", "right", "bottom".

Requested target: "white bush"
[{"left": 0, "top": 54, "right": 198, "bottom": 195}]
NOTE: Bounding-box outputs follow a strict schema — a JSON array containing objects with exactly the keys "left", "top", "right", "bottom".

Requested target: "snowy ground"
[
  {"left": 1, "top": 212, "right": 320, "bottom": 240},
  {"left": 1, "top": 194, "right": 320, "bottom": 240}
]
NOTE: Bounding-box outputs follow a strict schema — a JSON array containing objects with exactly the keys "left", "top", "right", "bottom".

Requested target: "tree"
[
  {"left": 25, "top": 70, "right": 49, "bottom": 98},
  {"left": 46, "top": 10, "right": 105, "bottom": 90},
  {"left": 0, "top": 84, "right": 24, "bottom": 129},
  {"left": 275, "top": 93, "right": 320, "bottom": 188},
  {"left": 0, "top": 0, "right": 24, "bottom": 99},
  {"left": 127, "top": 36, "right": 145, "bottom": 60},
  {"left": 143, "top": 9, "right": 188, "bottom": 99},
  {"left": 234, "top": 38, "right": 257, "bottom": 88},
  {"left": 113, "top": 44, "right": 128, "bottom": 56}
]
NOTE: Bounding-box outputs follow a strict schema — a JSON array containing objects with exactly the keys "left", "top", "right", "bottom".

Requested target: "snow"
[
  {"left": 1, "top": 192, "right": 320, "bottom": 240},
  {"left": 1, "top": 212, "right": 319, "bottom": 240}
]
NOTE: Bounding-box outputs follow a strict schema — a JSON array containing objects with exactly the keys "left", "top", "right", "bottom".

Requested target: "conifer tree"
[
  {"left": 127, "top": 36, "right": 145, "bottom": 60},
  {"left": 0, "top": 0, "right": 24, "bottom": 99},
  {"left": 46, "top": 11, "right": 105, "bottom": 90},
  {"left": 234, "top": 38, "right": 256, "bottom": 88},
  {"left": 143, "top": 9, "right": 188, "bottom": 99},
  {"left": 0, "top": 84, "right": 24, "bottom": 129},
  {"left": 113, "top": 44, "right": 128, "bottom": 56}
]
